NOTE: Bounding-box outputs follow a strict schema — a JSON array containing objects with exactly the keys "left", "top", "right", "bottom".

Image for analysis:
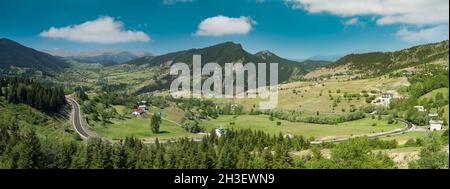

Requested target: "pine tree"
[
  {"left": 0, "top": 82, "right": 3, "bottom": 97},
  {"left": 150, "top": 113, "right": 162, "bottom": 134},
  {"left": 112, "top": 144, "right": 127, "bottom": 169},
  {"left": 16, "top": 129, "right": 41, "bottom": 169}
]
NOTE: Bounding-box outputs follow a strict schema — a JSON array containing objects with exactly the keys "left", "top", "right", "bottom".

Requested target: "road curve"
[
  {"left": 310, "top": 119, "right": 414, "bottom": 144},
  {"left": 66, "top": 96, "right": 90, "bottom": 140}
]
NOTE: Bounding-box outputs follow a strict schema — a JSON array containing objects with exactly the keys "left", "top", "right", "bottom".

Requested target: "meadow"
[
  {"left": 199, "top": 115, "right": 404, "bottom": 140},
  {"left": 197, "top": 76, "right": 409, "bottom": 113}
]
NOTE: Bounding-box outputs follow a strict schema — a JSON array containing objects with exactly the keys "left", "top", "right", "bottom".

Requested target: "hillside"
[
  {"left": 0, "top": 38, "right": 69, "bottom": 73},
  {"left": 126, "top": 42, "right": 303, "bottom": 83},
  {"left": 58, "top": 51, "right": 140, "bottom": 64},
  {"left": 44, "top": 48, "right": 152, "bottom": 64},
  {"left": 306, "top": 40, "right": 449, "bottom": 78}
]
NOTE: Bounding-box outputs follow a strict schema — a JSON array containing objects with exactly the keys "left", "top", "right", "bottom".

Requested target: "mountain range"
[
  {"left": 1, "top": 37, "right": 449, "bottom": 84},
  {"left": 44, "top": 48, "right": 153, "bottom": 64},
  {"left": 126, "top": 42, "right": 333, "bottom": 83},
  {"left": 0, "top": 38, "right": 69, "bottom": 73}
]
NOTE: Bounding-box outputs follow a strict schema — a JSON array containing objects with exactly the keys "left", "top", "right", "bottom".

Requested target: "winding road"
[
  {"left": 66, "top": 96, "right": 90, "bottom": 140},
  {"left": 67, "top": 96, "right": 415, "bottom": 144}
]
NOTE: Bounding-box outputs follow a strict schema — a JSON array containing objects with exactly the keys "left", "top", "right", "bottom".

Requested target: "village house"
[
  {"left": 429, "top": 120, "right": 444, "bottom": 131},
  {"left": 132, "top": 107, "right": 145, "bottom": 116},
  {"left": 414, "top": 106, "right": 425, "bottom": 112},
  {"left": 215, "top": 126, "right": 225, "bottom": 137},
  {"left": 372, "top": 92, "right": 394, "bottom": 107}
]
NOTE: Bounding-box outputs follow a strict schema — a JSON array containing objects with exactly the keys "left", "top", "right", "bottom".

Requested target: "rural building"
[
  {"left": 414, "top": 106, "right": 425, "bottom": 112},
  {"left": 429, "top": 120, "right": 444, "bottom": 131},
  {"left": 215, "top": 126, "right": 225, "bottom": 137},
  {"left": 373, "top": 92, "right": 394, "bottom": 107},
  {"left": 132, "top": 108, "right": 145, "bottom": 116},
  {"left": 382, "top": 93, "right": 394, "bottom": 99},
  {"left": 428, "top": 113, "right": 438, "bottom": 117}
]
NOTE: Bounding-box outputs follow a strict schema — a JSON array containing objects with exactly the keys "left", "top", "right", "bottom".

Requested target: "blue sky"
[{"left": 0, "top": 0, "right": 448, "bottom": 59}]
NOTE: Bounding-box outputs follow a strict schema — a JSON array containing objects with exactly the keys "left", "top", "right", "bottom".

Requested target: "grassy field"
[
  {"left": 180, "top": 76, "right": 410, "bottom": 113},
  {"left": 381, "top": 130, "right": 446, "bottom": 144},
  {"left": 92, "top": 104, "right": 406, "bottom": 141},
  {"left": 148, "top": 105, "right": 186, "bottom": 123},
  {"left": 91, "top": 104, "right": 194, "bottom": 140},
  {"left": 418, "top": 87, "right": 449, "bottom": 122},
  {"left": 199, "top": 115, "right": 404, "bottom": 140},
  {"left": 419, "top": 87, "right": 449, "bottom": 101},
  {"left": 91, "top": 113, "right": 201, "bottom": 140}
]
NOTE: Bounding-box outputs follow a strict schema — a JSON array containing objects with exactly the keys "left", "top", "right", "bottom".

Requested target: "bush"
[{"left": 181, "top": 119, "right": 202, "bottom": 133}]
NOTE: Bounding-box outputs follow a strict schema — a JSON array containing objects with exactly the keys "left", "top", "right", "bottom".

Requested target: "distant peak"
[
  {"left": 255, "top": 50, "right": 278, "bottom": 59},
  {"left": 256, "top": 50, "right": 274, "bottom": 55},
  {"left": 214, "top": 41, "right": 242, "bottom": 48}
]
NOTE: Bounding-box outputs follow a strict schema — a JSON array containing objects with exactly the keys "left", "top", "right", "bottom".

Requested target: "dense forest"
[{"left": 0, "top": 77, "right": 66, "bottom": 112}]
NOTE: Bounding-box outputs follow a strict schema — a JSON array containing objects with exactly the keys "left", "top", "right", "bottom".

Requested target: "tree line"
[{"left": 0, "top": 77, "right": 66, "bottom": 112}]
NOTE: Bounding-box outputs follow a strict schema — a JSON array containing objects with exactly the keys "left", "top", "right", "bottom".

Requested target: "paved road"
[
  {"left": 66, "top": 96, "right": 89, "bottom": 140},
  {"left": 310, "top": 119, "right": 414, "bottom": 144}
]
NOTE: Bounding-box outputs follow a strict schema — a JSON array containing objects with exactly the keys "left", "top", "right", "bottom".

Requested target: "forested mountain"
[
  {"left": 126, "top": 42, "right": 304, "bottom": 83},
  {"left": 0, "top": 38, "right": 69, "bottom": 73},
  {"left": 327, "top": 40, "right": 449, "bottom": 75}
]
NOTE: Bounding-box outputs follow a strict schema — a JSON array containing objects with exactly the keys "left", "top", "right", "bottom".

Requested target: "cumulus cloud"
[
  {"left": 396, "top": 24, "right": 449, "bottom": 43},
  {"left": 286, "top": 0, "right": 449, "bottom": 26},
  {"left": 195, "top": 15, "right": 256, "bottom": 37},
  {"left": 40, "top": 16, "right": 150, "bottom": 44},
  {"left": 163, "top": 0, "right": 194, "bottom": 5},
  {"left": 342, "top": 18, "right": 359, "bottom": 25}
]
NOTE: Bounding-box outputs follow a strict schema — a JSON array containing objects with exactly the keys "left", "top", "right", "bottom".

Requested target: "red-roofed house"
[{"left": 132, "top": 108, "right": 145, "bottom": 115}]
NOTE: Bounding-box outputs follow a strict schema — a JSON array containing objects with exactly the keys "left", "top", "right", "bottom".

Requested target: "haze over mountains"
[{"left": 44, "top": 48, "right": 153, "bottom": 64}]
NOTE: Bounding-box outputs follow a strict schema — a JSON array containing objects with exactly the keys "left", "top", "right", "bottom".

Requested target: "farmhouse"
[
  {"left": 429, "top": 120, "right": 444, "bottom": 131},
  {"left": 132, "top": 108, "right": 145, "bottom": 116},
  {"left": 373, "top": 92, "right": 395, "bottom": 107}
]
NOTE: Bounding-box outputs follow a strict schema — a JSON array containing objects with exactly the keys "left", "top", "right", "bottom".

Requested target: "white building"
[
  {"left": 428, "top": 113, "right": 438, "bottom": 117},
  {"left": 372, "top": 93, "right": 394, "bottom": 107},
  {"left": 414, "top": 106, "right": 425, "bottom": 112},
  {"left": 429, "top": 120, "right": 444, "bottom": 131}
]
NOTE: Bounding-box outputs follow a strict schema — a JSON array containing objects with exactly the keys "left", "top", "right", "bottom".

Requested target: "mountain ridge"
[{"left": 0, "top": 38, "right": 69, "bottom": 73}]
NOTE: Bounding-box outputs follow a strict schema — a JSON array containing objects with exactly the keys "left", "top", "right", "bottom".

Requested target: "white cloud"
[
  {"left": 396, "top": 24, "right": 449, "bottom": 43},
  {"left": 40, "top": 16, "right": 150, "bottom": 44},
  {"left": 286, "top": 0, "right": 449, "bottom": 26},
  {"left": 163, "top": 0, "right": 194, "bottom": 5},
  {"left": 195, "top": 15, "right": 256, "bottom": 37},
  {"left": 342, "top": 18, "right": 359, "bottom": 25}
]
